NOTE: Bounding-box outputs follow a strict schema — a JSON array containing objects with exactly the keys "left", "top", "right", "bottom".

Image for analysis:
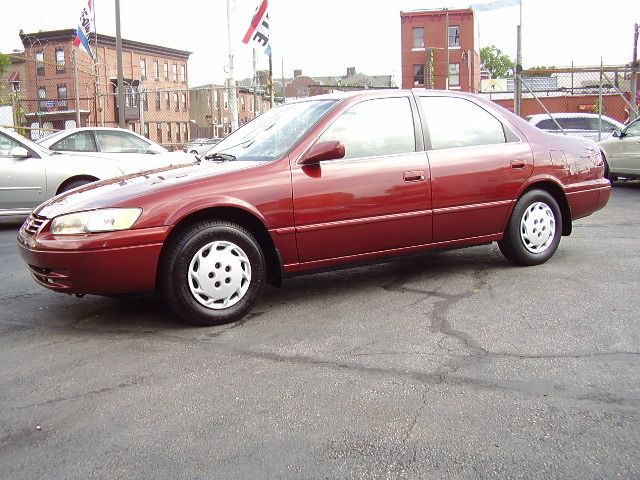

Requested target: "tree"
[
  {"left": 480, "top": 45, "right": 514, "bottom": 79},
  {"left": 0, "top": 53, "right": 10, "bottom": 76}
]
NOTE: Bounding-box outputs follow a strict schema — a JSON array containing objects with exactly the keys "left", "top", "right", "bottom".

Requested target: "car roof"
[{"left": 528, "top": 112, "right": 624, "bottom": 125}]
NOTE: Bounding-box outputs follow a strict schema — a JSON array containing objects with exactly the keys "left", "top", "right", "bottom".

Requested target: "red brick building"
[
  {"left": 400, "top": 8, "right": 480, "bottom": 93},
  {"left": 19, "top": 29, "right": 190, "bottom": 147}
]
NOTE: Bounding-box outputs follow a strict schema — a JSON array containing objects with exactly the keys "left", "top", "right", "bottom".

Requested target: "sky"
[{"left": 2, "top": 0, "right": 639, "bottom": 87}]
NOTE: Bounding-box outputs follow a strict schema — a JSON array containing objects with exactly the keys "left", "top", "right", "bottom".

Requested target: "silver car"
[
  {"left": 37, "top": 127, "right": 196, "bottom": 167},
  {"left": 0, "top": 127, "right": 194, "bottom": 217},
  {"left": 598, "top": 117, "right": 640, "bottom": 182},
  {"left": 185, "top": 137, "right": 223, "bottom": 156},
  {"left": 528, "top": 113, "right": 624, "bottom": 142}
]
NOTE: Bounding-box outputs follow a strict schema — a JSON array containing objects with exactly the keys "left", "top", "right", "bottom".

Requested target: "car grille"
[
  {"left": 22, "top": 214, "right": 47, "bottom": 237},
  {"left": 27, "top": 265, "right": 72, "bottom": 290}
]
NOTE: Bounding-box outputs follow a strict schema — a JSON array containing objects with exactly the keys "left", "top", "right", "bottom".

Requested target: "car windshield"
[{"left": 202, "top": 99, "right": 337, "bottom": 161}]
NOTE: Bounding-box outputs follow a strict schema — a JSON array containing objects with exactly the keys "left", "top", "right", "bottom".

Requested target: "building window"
[
  {"left": 448, "top": 26, "right": 460, "bottom": 47},
  {"left": 413, "top": 64, "right": 425, "bottom": 86},
  {"left": 165, "top": 92, "right": 171, "bottom": 109},
  {"left": 155, "top": 92, "right": 161, "bottom": 110},
  {"left": 176, "top": 123, "right": 181, "bottom": 143},
  {"left": 142, "top": 92, "right": 148, "bottom": 111},
  {"left": 144, "top": 122, "right": 149, "bottom": 138},
  {"left": 167, "top": 123, "right": 173, "bottom": 143},
  {"left": 174, "top": 92, "right": 179, "bottom": 112},
  {"left": 448, "top": 63, "right": 460, "bottom": 87},
  {"left": 153, "top": 60, "right": 159, "bottom": 80},
  {"left": 38, "top": 86, "right": 46, "bottom": 110},
  {"left": 172, "top": 64, "right": 178, "bottom": 82},
  {"left": 36, "top": 51, "right": 45, "bottom": 76},
  {"left": 181, "top": 92, "right": 187, "bottom": 112},
  {"left": 412, "top": 27, "right": 424, "bottom": 48},
  {"left": 57, "top": 84, "right": 68, "bottom": 108},
  {"left": 140, "top": 58, "right": 147, "bottom": 79},
  {"left": 164, "top": 62, "right": 169, "bottom": 80},
  {"left": 179, "top": 64, "right": 186, "bottom": 83},
  {"left": 55, "top": 48, "right": 65, "bottom": 73},
  {"left": 157, "top": 123, "right": 163, "bottom": 144},
  {"left": 223, "top": 91, "right": 228, "bottom": 110}
]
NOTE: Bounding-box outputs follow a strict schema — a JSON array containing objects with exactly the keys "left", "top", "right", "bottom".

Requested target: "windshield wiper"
[{"left": 204, "top": 152, "right": 237, "bottom": 162}]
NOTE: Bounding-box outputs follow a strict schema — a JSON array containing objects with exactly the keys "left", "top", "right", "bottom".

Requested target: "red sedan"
[{"left": 17, "top": 90, "right": 610, "bottom": 326}]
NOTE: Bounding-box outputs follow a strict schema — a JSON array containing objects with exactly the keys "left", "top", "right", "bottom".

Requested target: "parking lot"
[{"left": 0, "top": 183, "right": 638, "bottom": 479}]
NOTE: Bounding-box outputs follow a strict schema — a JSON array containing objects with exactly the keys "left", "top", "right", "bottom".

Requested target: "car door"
[
  {"left": 95, "top": 130, "right": 165, "bottom": 173},
  {"left": 291, "top": 96, "right": 432, "bottom": 264},
  {"left": 418, "top": 95, "right": 533, "bottom": 243},
  {"left": 609, "top": 119, "right": 640, "bottom": 176},
  {"left": 0, "top": 131, "right": 46, "bottom": 213}
]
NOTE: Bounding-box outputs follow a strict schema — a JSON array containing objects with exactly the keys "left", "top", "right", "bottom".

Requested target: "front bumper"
[{"left": 18, "top": 216, "right": 171, "bottom": 295}]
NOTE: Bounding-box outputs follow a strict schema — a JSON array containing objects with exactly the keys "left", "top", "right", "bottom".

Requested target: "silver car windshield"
[{"left": 202, "top": 99, "right": 337, "bottom": 161}]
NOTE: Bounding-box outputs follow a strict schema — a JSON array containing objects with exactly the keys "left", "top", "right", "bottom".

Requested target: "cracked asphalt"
[{"left": 1, "top": 183, "right": 639, "bottom": 479}]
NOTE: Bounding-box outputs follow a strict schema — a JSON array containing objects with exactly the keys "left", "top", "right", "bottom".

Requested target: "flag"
[
  {"left": 470, "top": 0, "right": 520, "bottom": 11},
  {"left": 73, "top": 0, "right": 95, "bottom": 58},
  {"left": 242, "top": 0, "right": 271, "bottom": 56}
]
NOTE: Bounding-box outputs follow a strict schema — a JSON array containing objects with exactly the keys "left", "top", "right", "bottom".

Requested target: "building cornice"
[{"left": 20, "top": 29, "right": 191, "bottom": 59}]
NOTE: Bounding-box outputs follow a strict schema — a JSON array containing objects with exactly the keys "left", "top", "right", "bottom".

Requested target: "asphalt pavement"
[{"left": 0, "top": 183, "right": 638, "bottom": 479}]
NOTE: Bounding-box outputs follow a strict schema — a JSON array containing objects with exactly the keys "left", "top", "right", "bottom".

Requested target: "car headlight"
[{"left": 50, "top": 208, "right": 142, "bottom": 235}]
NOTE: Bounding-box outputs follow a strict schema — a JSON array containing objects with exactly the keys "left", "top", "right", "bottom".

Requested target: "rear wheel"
[
  {"left": 161, "top": 221, "right": 266, "bottom": 326},
  {"left": 498, "top": 190, "right": 562, "bottom": 266}
]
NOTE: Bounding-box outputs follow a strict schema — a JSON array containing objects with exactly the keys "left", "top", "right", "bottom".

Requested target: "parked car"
[
  {"left": 598, "top": 116, "right": 640, "bottom": 181},
  {"left": 0, "top": 126, "right": 196, "bottom": 217},
  {"left": 185, "top": 137, "right": 223, "bottom": 156},
  {"left": 17, "top": 90, "right": 610, "bottom": 326},
  {"left": 37, "top": 127, "right": 196, "bottom": 165},
  {"left": 528, "top": 113, "right": 624, "bottom": 142}
]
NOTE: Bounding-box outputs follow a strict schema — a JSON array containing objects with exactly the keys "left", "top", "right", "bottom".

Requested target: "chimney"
[
  {"left": 293, "top": 69, "right": 302, "bottom": 78},
  {"left": 346, "top": 67, "right": 356, "bottom": 77}
]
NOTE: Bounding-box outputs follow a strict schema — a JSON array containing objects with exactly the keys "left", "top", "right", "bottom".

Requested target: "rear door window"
[
  {"left": 50, "top": 131, "right": 97, "bottom": 152},
  {"left": 419, "top": 96, "right": 508, "bottom": 150}
]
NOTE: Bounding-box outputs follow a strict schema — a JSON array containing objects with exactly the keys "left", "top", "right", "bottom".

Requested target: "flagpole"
[
  {"left": 227, "top": 0, "right": 239, "bottom": 131},
  {"left": 73, "top": 48, "right": 81, "bottom": 125},
  {"left": 268, "top": 53, "right": 274, "bottom": 108},
  {"left": 93, "top": 0, "right": 103, "bottom": 126}
]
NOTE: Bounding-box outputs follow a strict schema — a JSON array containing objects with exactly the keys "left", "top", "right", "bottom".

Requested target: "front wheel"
[
  {"left": 498, "top": 190, "right": 562, "bottom": 266},
  {"left": 161, "top": 221, "right": 266, "bottom": 326}
]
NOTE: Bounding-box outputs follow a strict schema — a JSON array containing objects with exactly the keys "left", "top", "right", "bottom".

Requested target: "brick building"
[
  {"left": 189, "top": 85, "right": 272, "bottom": 139},
  {"left": 19, "top": 29, "right": 191, "bottom": 147},
  {"left": 400, "top": 8, "right": 480, "bottom": 93}
]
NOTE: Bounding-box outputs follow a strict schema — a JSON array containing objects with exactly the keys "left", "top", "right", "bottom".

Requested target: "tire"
[
  {"left": 498, "top": 190, "right": 562, "bottom": 266},
  {"left": 602, "top": 154, "right": 616, "bottom": 184},
  {"left": 160, "top": 221, "right": 266, "bottom": 326},
  {"left": 58, "top": 179, "right": 95, "bottom": 194}
]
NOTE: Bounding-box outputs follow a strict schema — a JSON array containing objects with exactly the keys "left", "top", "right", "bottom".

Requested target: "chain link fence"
[{"left": 481, "top": 66, "right": 637, "bottom": 139}]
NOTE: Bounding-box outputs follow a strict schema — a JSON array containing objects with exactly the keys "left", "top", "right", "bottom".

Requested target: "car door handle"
[
  {"left": 403, "top": 170, "right": 425, "bottom": 182},
  {"left": 510, "top": 160, "right": 526, "bottom": 169}
]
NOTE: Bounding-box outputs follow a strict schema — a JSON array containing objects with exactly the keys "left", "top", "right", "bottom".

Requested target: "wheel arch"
[
  {"left": 56, "top": 175, "right": 100, "bottom": 195},
  {"left": 521, "top": 181, "right": 572, "bottom": 236},
  {"left": 157, "top": 206, "right": 283, "bottom": 289}
]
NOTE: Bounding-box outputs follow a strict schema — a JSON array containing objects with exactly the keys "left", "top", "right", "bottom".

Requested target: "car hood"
[{"left": 35, "top": 160, "right": 267, "bottom": 218}]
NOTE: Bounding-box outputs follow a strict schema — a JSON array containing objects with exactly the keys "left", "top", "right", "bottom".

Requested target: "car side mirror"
[
  {"left": 9, "top": 146, "right": 30, "bottom": 158},
  {"left": 300, "top": 141, "right": 345, "bottom": 165},
  {"left": 612, "top": 130, "right": 621, "bottom": 138}
]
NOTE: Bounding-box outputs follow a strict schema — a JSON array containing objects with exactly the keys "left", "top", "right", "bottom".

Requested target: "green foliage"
[
  {"left": 0, "top": 53, "right": 10, "bottom": 76},
  {"left": 480, "top": 45, "right": 514, "bottom": 79},
  {"left": 528, "top": 66, "right": 556, "bottom": 77}
]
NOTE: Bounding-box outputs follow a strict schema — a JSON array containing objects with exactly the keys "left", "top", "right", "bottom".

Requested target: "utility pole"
[
  {"left": 115, "top": 0, "right": 125, "bottom": 128},
  {"left": 445, "top": 8, "right": 449, "bottom": 90},
  {"left": 227, "top": 0, "right": 239, "bottom": 131},
  {"left": 73, "top": 48, "right": 81, "bottom": 126},
  {"left": 514, "top": 0, "right": 522, "bottom": 116},
  {"left": 631, "top": 23, "right": 639, "bottom": 121}
]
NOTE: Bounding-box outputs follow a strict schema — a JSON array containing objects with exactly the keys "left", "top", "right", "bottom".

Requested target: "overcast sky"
[{"left": 2, "top": 0, "right": 639, "bottom": 87}]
